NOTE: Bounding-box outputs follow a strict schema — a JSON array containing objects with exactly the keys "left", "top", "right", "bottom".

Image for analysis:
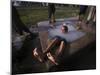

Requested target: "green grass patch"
[{"left": 16, "top": 6, "right": 79, "bottom": 27}]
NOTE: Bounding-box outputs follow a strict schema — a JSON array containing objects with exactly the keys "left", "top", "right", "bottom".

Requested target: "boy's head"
[{"left": 61, "top": 25, "right": 68, "bottom": 33}]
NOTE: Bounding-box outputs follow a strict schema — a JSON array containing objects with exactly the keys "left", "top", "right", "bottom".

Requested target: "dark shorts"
[{"left": 53, "top": 36, "right": 68, "bottom": 44}]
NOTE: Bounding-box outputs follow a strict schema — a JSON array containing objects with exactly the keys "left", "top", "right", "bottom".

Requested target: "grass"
[{"left": 16, "top": 6, "right": 79, "bottom": 27}]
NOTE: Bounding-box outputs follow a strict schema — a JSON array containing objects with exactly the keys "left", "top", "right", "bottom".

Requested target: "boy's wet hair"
[{"left": 62, "top": 25, "right": 68, "bottom": 32}]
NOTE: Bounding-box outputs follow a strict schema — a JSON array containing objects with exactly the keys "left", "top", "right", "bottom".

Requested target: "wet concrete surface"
[{"left": 12, "top": 35, "right": 96, "bottom": 74}]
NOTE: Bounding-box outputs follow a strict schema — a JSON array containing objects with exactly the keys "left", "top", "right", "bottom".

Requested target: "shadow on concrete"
[
  {"left": 12, "top": 35, "right": 96, "bottom": 74},
  {"left": 49, "top": 40, "right": 96, "bottom": 72}
]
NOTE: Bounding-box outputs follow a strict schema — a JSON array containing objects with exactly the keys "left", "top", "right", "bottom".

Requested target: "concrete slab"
[
  {"left": 37, "top": 17, "right": 83, "bottom": 52},
  {"left": 37, "top": 17, "right": 95, "bottom": 56},
  {"left": 12, "top": 17, "right": 96, "bottom": 74}
]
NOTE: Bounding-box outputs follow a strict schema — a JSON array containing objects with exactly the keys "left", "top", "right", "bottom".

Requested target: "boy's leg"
[
  {"left": 44, "top": 38, "right": 59, "bottom": 54},
  {"left": 48, "top": 11, "right": 52, "bottom": 23},
  {"left": 52, "top": 13, "right": 56, "bottom": 22},
  {"left": 55, "top": 41, "right": 65, "bottom": 56},
  {"left": 86, "top": 7, "right": 94, "bottom": 23}
]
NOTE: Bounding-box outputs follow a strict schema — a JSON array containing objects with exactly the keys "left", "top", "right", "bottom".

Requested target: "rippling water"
[{"left": 48, "top": 24, "right": 86, "bottom": 43}]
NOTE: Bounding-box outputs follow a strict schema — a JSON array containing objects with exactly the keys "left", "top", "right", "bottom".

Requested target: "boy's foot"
[
  {"left": 47, "top": 52, "right": 58, "bottom": 65},
  {"left": 33, "top": 48, "right": 44, "bottom": 62}
]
